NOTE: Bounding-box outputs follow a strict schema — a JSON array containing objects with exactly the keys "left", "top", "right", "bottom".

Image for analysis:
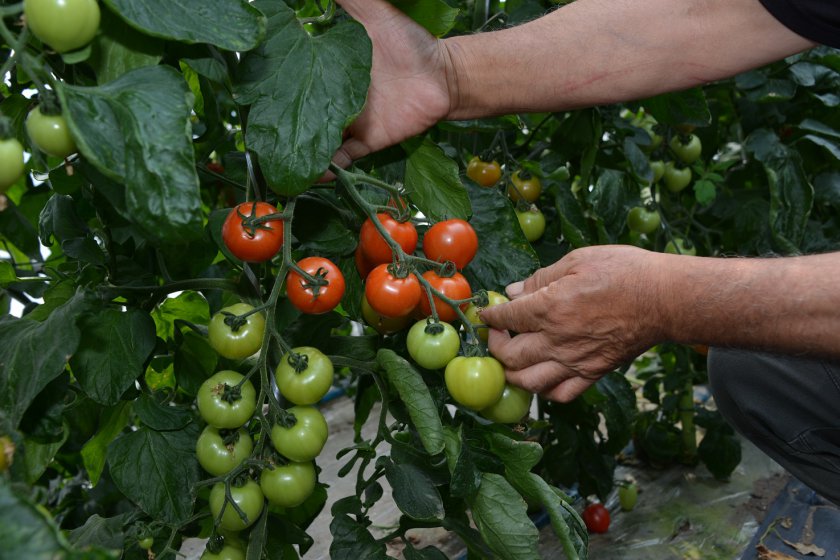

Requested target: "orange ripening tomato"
[
  {"left": 359, "top": 213, "right": 418, "bottom": 265},
  {"left": 286, "top": 257, "right": 346, "bottom": 314},
  {"left": 365, "top": 264, "right": 422, "bottom": 318},
  {"left": 423, "top": 219, "right": 479, "bottom": 270},
  {"left": 418, "top": 271, "right": 471, "bottom": 322}
]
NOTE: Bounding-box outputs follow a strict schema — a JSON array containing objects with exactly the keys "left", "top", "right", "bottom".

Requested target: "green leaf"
[
  {"left": 442, "top": 426, "right": 481, "bottom": 499},
  {"left": 693, "top": 179, "right": 717, "bottom": 205},
  {"left": 103, "top": 0, "right": 266, "bottom": 51},
  {"left": 404, "top": 543, "right": 449, "bottom": 560},
  {"left": 745, "top": 79, "right": 797, "bottom": 103},
  {"left": 404, "top": 138, "right": 472, "bottom": 221},
  {"left": 698, "top": 427, "right": 741, "bottom": 480},
  {"left": 107, "top": 423, "right": 201, "bottom": 524},
  {"left": 152, "top": 291, "right": 210, "bottom": 341},
  {"left": 23, "top": 426, "right": 68, "bottom": 484},
  {"left": 0, "top": 479, "right": 73, "bottom": 560},
  {"left": 377, "top": 349, "right": 445, "bottom": 456},
  {"left": 236, "top": 2, "right": 371, "bottom": 196},
  {"left": 469, "top": 473, "right": 540, "bottom": 560},
  {"left": 0, "top": 261, "right": 15, "bottom": 286},
  {"left": 486, "top": 433, "right": 543, "bottom": 473},
  {"left": 59, "top": 66, "right": 203, "bottom": 245},
  {"left": 0, "top": 292, "right": 90, "bottom": 428},
  {"left": 68, "top": 514, "right": 127, "bottom": 551},
  {"left": 390, "top": 0, "right": 459, "bottom": 37},
  {"left": 293, "top": 195, "right": 357, "bottom": 256},
  {"left": 623, "top": 137, "right": 653, "bottom": 183},
  {"left": 174, "top": 331, "right": 218, "bottom": 397},
  {"left": 90, "top": 8, "right": 163, "bottom": 85},
  {"left": 594, "top": 372, "right": 636, "bottom": 455},
  {"left": 0, "top": 198, "right": 41, "bottom": 259},
  {"left": 134, "top": 393, "right": 194, "bottom": 431},
  {"left": 81, "top": 402, "right": 132, "bottom": 486},
  {"left": 798, "top": 118, "right": 840, "bottom": 140},
  {"left": 39, "top": 195, "right": 106, "bottom": 265},
  {"left": 643, "top": 88, "right": 711, "bottom": 127},
  {"left": 384, "top": 461, "right": 445, "bottom": 521},
  {"left": 800, "top": 135, "right": 840, "bottom": 161},
  {"left": 329, "top": 514, "right": 389, "bottom": 560},
  {"left": 555, "top": 183, "right": 594, "bottom": 248},
  {"left": 70, "top": 308, "right": 156, "bottom": 406},
  {"left": 588, "top": 170, "right": 628, "bottom": 243},
  {"left": 463, "top": 182, "right": 540, "bottom": 292}
]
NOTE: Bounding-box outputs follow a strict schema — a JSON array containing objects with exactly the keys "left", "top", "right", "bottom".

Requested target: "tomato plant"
[
  {"left": 582, "top": 503, "right": 611, "bottom": 533},
  {"left": 208, "top": 303, "right": 266, "bottom": 360},
  {"left": 23, "top": 0, "right": 100, "bottom": 52},
  {"left": 466, "top": 156, "right": 502, "bottom": 187},
  {"left": 209, "top": 479, "right": 264, "bottom": 532},
  {"left": 516, "top": 206, "right": 546, "bottom": 242},
  {"left": 260, "top": 461, "right": 317, "bottom": 508},
  {"left": 275, "top": 347, "right": 334, "bottom": 405},
  {"left": 359, "top": 213, "right": 418, "bottom": 265},
  {"left": 270, "top": 405, "right": 329, "bottom": 462},
  {"left": 364, "top": 263, "right": 422, "bottom": 318},
  {"left": 417, "top": 270, "right": 471, "bottom": 322},
  {"left": 197, "top": 371, "right": 257, "bottom": 429},
  {"left": 665, "top": 237, "right": 697, "bottom": 255},
  {"left": 196, "top": 426, "right": 254, "bottom": 477},
  {"left": 0, "top": 137, "right": 25, "bottom": 192},
  {"left": 406, "top": 320, "right": 460, "bottom": 370},
  {"left": 286, "top": 256, "right": 345, "bottom": 314},
  {"left": 506, "top": 170, "right": 542, "bottom": 202},
  {"left": 626, "top": 206, "right": 661, "bottom": 234},
  {"left": 221, "top": 201, "right": 284, "bottom": 263},
  {"left": 422, "top": 218, "right": 478, "bottom": 269},
  {"left": 25, "top": 107, "right": 77, "bottom": 158},
  {"left": 444, "top": 356, "right": 506, "bottom": 410},
  {"left": 481, "top": 384, "right": 533, "bottom": 424}
]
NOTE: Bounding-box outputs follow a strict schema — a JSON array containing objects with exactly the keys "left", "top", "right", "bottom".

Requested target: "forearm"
[
  {"left": 656, "top": 253, "right": 840, "bottom": 358},
  {"left": 443, "top": 0, "right": 814, "bottom": 119}
]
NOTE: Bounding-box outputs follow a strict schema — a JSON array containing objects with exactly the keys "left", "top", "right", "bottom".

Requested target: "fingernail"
[{"left": 506, "top": 281, "right": 524, "bottom": 298}]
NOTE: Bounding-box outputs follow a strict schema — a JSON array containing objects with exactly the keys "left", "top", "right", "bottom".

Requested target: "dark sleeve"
[{"left": 758, "top": 0, "right": 840, "bottom": 48}]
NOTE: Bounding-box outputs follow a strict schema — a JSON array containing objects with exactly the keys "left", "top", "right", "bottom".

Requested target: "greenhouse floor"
[{"left": 181, "top": 393, "right": 840, "bottom": 559}]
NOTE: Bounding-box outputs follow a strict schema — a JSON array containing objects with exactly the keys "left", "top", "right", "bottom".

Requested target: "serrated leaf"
[
  {"left": 694, "top": 179, "right": 717, "bottom": 205},
  {"left": 59, "top": 66, "right": 203, "bottom": 245},
  {"left": 68, "top": 514, "right": 127, "bottom": 551},
  {"left": 384, "top": 461, "right": 445, "bottom": 521},
  {"left": 81, "top": 402, "right": 132, "bottom": 486},
  {"left": 90, "top": 9, "right": 162, "bottom": 85},
  {"left": 555, "top": 183, "right": 594, "bottom": 248},
  {"left": 462, "top": 182, "right": 540, "bottom": 292},
  {"left": 152, "top": 291, "right": 210, "bottom": 341},
  {"left": 377, "top": 349, "right": 445, "bottom": 456},
  {"left": 404, "top": 138, "right": 471, "bottom": 221},
  {"left": 70, "top": 309, "right": 156, "bottom": 406},
  {"left": 442, "top": 426, "right": 481, "bottom": 499},
  {"left": 470, "top": 473, "right": 540, "bottom": 560},
  {"left": 134, "top": 393, "right": 193, "bottom": 431},
  {"left": 236, "top": 2, "right": 371, "bottom": 196},
  {"left": 329, "top": 514, "right": 388, "bottom": 560},
  {"left": 0, "top": 479, "right": 73, "bottom": 560},
  {"left": 107, "top": 423, "right": 200, "bottom": 524},
  {"left": 0, "top": 292, "right": 90, "bottom": 427},
  {"left": 103, "top": 0, "right": 266, "bottom": 51},
  {"left": 486, "top": 433, "right": 543, "bottom": 473}
]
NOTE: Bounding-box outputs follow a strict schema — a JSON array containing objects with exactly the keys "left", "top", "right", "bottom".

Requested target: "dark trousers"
[{"left": 708, "top": 348, "right": 840, "bottom": 506}]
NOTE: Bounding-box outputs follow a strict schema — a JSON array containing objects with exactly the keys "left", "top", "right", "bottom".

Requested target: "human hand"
[
  {"left": 330, "top": 0, "right": 456, "bottom": 170},
  {"left": 480, "top": 246, "right": 670, "bottom": 402}
]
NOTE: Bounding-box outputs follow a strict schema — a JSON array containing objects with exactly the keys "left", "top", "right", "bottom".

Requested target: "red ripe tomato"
[
  {"left": 423, "top": 219, "right": 479, "bottom": 270},
  {"left": 365, "top": 264, "right": 421, "bottom": 318},
  {"left": 582, "top": 503, "right": 611, "bottom": 533},
  {"left": 287, "top": 257, "right": 346, "bottom": 314},
  {"left": 359, "top": 213, "right": 418, "bottom": 265},
  {"left": 418, "top": 271, "right": 471, "bottom": 322},
  {"left": 354, "top": 247, "right": 373, "bottom": 279},
  {"left": 221, "top": 202, "right": 283, "bottom": 263}
]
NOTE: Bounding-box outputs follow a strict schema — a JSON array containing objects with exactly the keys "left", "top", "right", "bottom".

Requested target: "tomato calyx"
[
  {"left": 423, "top": 319, "right": 447, "bottom": 336},
  {"left": 289, "top": 263, "right": 331, "bottom": 296},
  {"left": 0, "top": 117, "right": 13, "bottom": 139},
  {"left": 235, "top": 202, "right": 283, "bottom": 238},
  {"left": 206, "top": 534, "right": 226, "bottom": 555},
  {"left": 462, "top": 342, "right": 485, "bottom": 358},
  {"left": 387, "top": 261, "right": 414, "bottom": 280},
  {"left": 219, "top": 428, "right": 242, "bottom": 448},
  {"left": 215, "top": 381, "right": 247, "bottom": 406},
  {"left": 34, "top": 91, "right": 63, "bottom": 116},
  {"left": 286, "top": 351, "right": 310, "bottom": 374},
  {"left": 276, "top": 407, "right": 300, "bottom": 430},
  {"left": 220, "top": 310, "right": 250, "bottom": 333},
  {"left": 434, "top": 261, "right": 458, "bottom": 279},
  {"left": 472, "top": 290, "right": 490, "bottom": 308}
]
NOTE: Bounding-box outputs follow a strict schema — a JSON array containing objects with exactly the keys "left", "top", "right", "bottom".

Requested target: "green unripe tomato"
[
  {"left": 669, "top": 134, "right": 702, "bottom": 165},
  {"left": 464, "top": 290, "right": 509, "bottom": 343},
  {"left": 26, "top": 107, "right": 77, "bottom": 158},
  {"left": 445, "top": 356, "right": 506, "bottom": 410},
  {"left": 24, "top": 0, "right": 100, "bottom": 52},
  {"left": 626, "top": 207, "right": 661, "bottom": 235},
  {"left": 196, "top": 371, "right": 257, "bottom": 429},
  {"left": 275, "top": 347, "right": 334, "bottom": 405},
  {"left": 516, "top": 207, "right": 546, "bottom": 242},
  {"left": 270, "top": 405, "right": 328, "bottom": 462},
  {"left": 649, "top": 160, "right": 665, "bottom": 183},
  {"left": 481, "top": 384, "right": 533, "bottom": 424},
  {"left": 260, "top": 461, "right": 316, "bottom": 508},
  {"left": 619, "top": 482, "right": 639, "bottom": 511},
  {"left": 664, "top": 237, "right": 697, "bottom": 256},
  {"left": 662, "top": 162, "right": 692, "bottom": 193},
  {"left": 406, "top": 320, "right": 460, "bottom": 370},
  {"left": 208, "top": 303, "right": 266, "bottom": 360},
  {"left": 138, "top": 537, "right": 154, "bottom": 550},
  {"left": 0, "top": 138, "right": 25, "bottom": 193},
  {"left": 196, "top": 426, "right": 253, "bottom": 476},
  {"left": 209, "top": 480, "right": 264, "bottom": 532}
]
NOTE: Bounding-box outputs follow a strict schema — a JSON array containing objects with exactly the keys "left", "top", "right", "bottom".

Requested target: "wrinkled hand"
[
  {"left": 331, "top": 0, "right": 455, "bottom": 169},
  {"left": 480, "top": 246, "right": 670, "bottom": 402}
]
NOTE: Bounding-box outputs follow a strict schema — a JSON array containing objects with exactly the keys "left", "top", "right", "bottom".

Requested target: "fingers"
[
  {"left": 502, "top": 359, "right": 598, "bottom": 403},
  {"left": 487, "top": 330, "right": 553, "bottom": 371},
  {"left": 505, "top": 249, "right": 585, "bottom": 299},
  {"left": 479, "top": 292, "right": 544, "bottom": 333},
  {"left": 540, "top": 377, "right": 597, "bottom": 403}
]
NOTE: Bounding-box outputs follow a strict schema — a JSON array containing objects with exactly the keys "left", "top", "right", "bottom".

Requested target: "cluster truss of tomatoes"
[
  {"left": 0, "top": 0, "right": 98, "bottom": 195},
  {"left": 622, "top": 110, "right": 704, "bottom": 256}
]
